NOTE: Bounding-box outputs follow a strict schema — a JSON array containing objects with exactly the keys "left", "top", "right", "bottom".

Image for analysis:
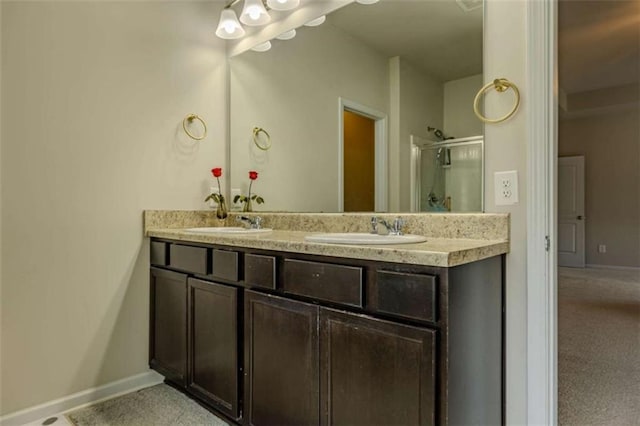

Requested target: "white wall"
[
  {"left": 484, "top": 1, "right": 528, "bottom": 423},
  {"left": 444, "top": 73, "right": 483, "bottom": 138},
  {"left": 395, "top": 58, "right": 444, "bottom": 211},
  {"left": 559, "top": 107, "right": 640, "bottom": 267},
  {"left": 1, "top": 1, "right": 226, "bottom": 415},
  {"left": 230, "top": 22, "right": 389, "bottom": 212}
]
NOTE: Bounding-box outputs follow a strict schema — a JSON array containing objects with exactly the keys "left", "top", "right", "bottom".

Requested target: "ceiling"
[
  {"left": 559, "top": 0, "right": 640, "bottom": 94},
  {"left": 328, "top": 0, "right": 483, "bottom": 82}
]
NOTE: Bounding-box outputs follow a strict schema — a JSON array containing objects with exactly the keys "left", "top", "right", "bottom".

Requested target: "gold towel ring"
[
  {"left": 473, "top": 78, "right": 521, "bottom": 124},
  {"left": 253, "top": 127, "right": 272, "bottom": 151},
  {"left": 182, "top": 114, "right": 207, "bottom": 141}
]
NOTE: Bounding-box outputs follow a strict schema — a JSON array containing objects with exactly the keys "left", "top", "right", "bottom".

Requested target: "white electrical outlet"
[
  {"left": 494, "top": 171, "right": 519, "bottom": 206},
  {"left": 231, "top": 188, "right": 242, "bottom": 210},
  {"left": 598, "top": 244, "right": 607, "bottom": 253}
]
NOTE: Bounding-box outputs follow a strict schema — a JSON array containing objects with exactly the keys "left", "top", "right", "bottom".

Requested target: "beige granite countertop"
[{"left": 145, "top": 225, "right": 509, "bottom": 268}]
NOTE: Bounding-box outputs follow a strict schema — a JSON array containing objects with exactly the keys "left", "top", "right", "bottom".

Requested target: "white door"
[{"left": 558, "top": 156, "right": 585, "bottom": 267}]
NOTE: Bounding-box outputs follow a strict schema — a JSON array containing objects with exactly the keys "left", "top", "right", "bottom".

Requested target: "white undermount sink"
[
  {"left": 304, "top": 233, "right": 427, "bottom": 245},
  {"left": 184, "top": 227, "right": 273, "bottom": 234}
]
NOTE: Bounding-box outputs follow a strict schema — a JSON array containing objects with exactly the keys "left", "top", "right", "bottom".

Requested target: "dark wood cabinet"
[
  {"left": 149, "top": 239, "right": 504, "bottom": 426},
  {"left": 244, "top": 291, "right": 319, "bottom": 426},
  {"left": 150, "top": 267, "right": 188, "bottom": 386},
  {"left": 320, "top": 308, "right": 436, "bottom": 426},
  {"left": 187, "top": 278, "right": 240, "bottom": 420}
]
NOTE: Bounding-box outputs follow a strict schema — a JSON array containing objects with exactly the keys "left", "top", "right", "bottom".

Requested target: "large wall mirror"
[{"left": 229, "top": 0, "right": 484, "bottom": 213}]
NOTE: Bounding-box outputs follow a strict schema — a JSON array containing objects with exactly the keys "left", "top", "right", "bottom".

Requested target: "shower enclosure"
[{"left": 410, "top": 135, "right": 484, "bottom": 212}]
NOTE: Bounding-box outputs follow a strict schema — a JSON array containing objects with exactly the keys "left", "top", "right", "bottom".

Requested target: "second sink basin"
[
  {"left": 305, "top": 233, "right": 427, "bottom": 245},
  {"left": 185, "top": 227, "right": 273, "bottom": 234}
]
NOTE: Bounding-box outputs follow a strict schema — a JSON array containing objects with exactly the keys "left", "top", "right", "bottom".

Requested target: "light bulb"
[
  {"left": 266, "top": 0, "right": 300, "bottom": 11},
  {"left": 304, "top": 15, "right": 326, "bottom": 27},
  {"left": 248, "top": 7, "right": 261, "bottom": 20},
  {"left": 223, "top": 22, "right": 235, "bottom": 34},
  {"left": 251, "top": 41, "right": 272, "bottom": 52},
  {"left": 241, "top": 0, "right": 271, "bottom": 26},
  {"left": 215, "top": 8, "right": 245, "bottom": 39},
  {"left": 276, "top": 29, "right": 296, "bottom": 40}
]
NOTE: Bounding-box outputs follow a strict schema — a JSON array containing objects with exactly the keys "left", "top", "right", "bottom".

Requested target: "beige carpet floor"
[
  {"left": 559, "top": 267, "right": 640, "bottom": 426},
  {"left": 66, "top": 384, "right": 228, "bottom": 426}
]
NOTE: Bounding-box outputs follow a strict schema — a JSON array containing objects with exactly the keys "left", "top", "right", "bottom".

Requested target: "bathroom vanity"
[{"left": 145, "top": 212, "right": 508, "bottom": 426}]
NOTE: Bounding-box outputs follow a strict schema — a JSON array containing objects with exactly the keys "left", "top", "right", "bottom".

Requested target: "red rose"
[
  {"left": 249, "top": 171, "right": 258, "bottom": 180},
  {"left": 212, "top": 168, "right": 222, "bottom": 178}
]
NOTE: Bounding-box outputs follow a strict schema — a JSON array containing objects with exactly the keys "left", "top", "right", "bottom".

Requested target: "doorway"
[
  {"left": 557, "top": 156, "right": 585, "bottom": 267},
  {"left": 556, "top": 0, "right": 640, "bottom": 424},
  {"left": 338, "top": 98, "right": 388, "bottom": 212},
  {"left": 343, "top": 110, "right": 375, "bottom": 212}
]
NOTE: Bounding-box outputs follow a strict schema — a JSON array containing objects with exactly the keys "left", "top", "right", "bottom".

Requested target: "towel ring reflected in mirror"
[
  {"left": 183, "top": 114, "right": 207, "bottom": 141},
  {"left": 473, "top": 78, "right": 521, "bottom": 124},
  {"left": 253, "top": 127, "right": 272, "bottom": 151}
]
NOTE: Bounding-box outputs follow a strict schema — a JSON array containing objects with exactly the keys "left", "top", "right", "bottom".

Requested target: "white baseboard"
[
  {"left": 0, "top": 370, "right": 164, "bottom": 426},
  {"left": 586, "top": 264, "right": 640, "bottom": 271}
]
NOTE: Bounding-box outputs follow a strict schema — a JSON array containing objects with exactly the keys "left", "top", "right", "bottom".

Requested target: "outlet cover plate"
[{"left": 494, "top": 170, "right": 519, "bottom": 205}]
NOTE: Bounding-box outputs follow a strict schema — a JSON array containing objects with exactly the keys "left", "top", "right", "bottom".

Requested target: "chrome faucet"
[
  {"left": 371, "top": 216, "right": 404, "bottom": 236},
  {"left": 236, "top": 215, "right": 263, "bottom": 229}
]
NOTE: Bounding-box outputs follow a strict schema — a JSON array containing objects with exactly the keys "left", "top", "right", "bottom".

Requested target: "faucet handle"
[
  {"left": 370, "top": 216, "right": 378, "bottom": 234},
  {"left": 253, "top": 216, "right": 263, "bottom": 229},
  {"left": 236, "top": 215, "right": 262, "bottom": 229},
  {"left": 392, "top": 217, "right": 405, "bottom": 235}
]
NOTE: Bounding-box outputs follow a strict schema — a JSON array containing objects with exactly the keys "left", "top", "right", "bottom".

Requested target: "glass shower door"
[{"left": 410, "top": 136, "right": 484, "bottom": 212}]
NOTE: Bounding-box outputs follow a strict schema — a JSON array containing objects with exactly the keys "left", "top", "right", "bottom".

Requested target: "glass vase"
[
  {"left": 243, "top": 198, "right": 253, "bottom": 213},
  {"left": 216, "top": 198, "right": 228, "bottom": 220}
]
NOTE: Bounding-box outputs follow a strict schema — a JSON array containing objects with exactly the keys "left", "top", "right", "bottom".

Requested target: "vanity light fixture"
[
  {"left": 276, "top": 29, "right": 297, "bottom": 40},
  {"left": 215, "top": 0, "right": 302, "bottom": 40},
  {"left": 355, "top": 0, "right": 380, "bottom": 4},
  {"left": 251, "top": 41, "right": 272, "bottom": 52},
  {"left": 266, "top": 0, "right": 300, "bottom": 11},
  {"left": 240, "top": 0, "right": 271, "bottom": 26},
  {"left": 304, "top": 15, "right": 326, "bottom": 27}
]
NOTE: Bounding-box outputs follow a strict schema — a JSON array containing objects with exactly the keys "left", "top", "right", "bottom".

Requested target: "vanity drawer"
[
  {"left": 169, "top": 244, "right": 208, "bottom": 275},
  {"left": 283, "top": 259, "right": 363, "bottom": 307},
  {"left": 372, "top": 271, "right": 438, "bottom": 323},
  {"left": 150, "top": 241, "right": 168, "bottom": 266},
  {"left": 211, "top": 249, "right": 240, "bottom": 282},
  {"left": 244, "top": 254, "right": 276, "bottom": 289}
]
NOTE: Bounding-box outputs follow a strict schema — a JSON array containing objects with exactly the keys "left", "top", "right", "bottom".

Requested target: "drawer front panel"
[
  {"left": 283, "top": 259, "right": 363, "bottom": 307},
  {"left": 244, "top": 254, "right": 276, "bottom": 289},
  {"left": 169, "top": 244, "right": 208, "bottom": 275},
  {"left": 374, "top": 271, "right": 438, "bottom": 323},
  {"left": 150, "top": 241, "right": 167, "bottom": 266},
  {"left": 211, "top": 249, "right": 239, "bottom": 282}
]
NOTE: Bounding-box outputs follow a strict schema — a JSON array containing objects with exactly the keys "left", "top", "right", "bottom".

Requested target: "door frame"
[
  {"left": 338, "top": 97, "right": 388, "bottom": 212},
  {"left": 526, "top": 1, "right": 558, "bottom": 424}
]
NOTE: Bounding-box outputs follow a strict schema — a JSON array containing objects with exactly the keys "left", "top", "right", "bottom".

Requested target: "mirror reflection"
[
  {"left": 411, "top": 136, "right": 484, "bottom": 212},
  {"left": 229, "top": 0, "right": 484, "bottom": 212}
]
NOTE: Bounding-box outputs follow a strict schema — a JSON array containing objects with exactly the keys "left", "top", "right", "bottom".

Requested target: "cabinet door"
[
  {"left": 244, "top": 290, "right": 319, "bottom": 426},
  {"left": 188, "top": 278, "right": 239, "bottom": 420},
  {"left": 320, "top": 308, "right": 437, "bottom": 426},
  {"left": 150, "top": 267, "right": 187, "bottom": 386}
]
